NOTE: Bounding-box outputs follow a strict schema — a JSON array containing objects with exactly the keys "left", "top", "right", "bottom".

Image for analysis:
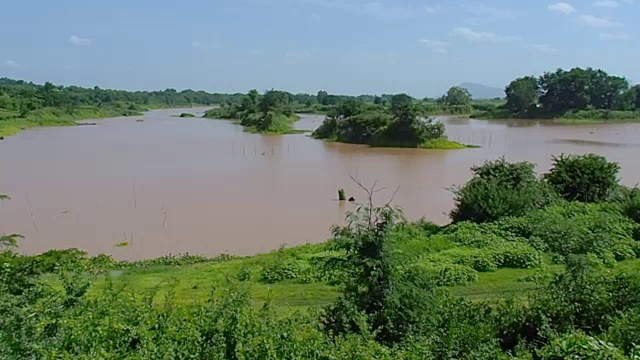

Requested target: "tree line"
[{"left": 504, "top": 67, "right": 640, "bottom": 118}]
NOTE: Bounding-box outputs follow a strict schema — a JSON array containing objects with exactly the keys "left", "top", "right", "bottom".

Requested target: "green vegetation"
[
  {"left": 474, "top": 67, "right": 640, "bottom": 121},
  {"left": 204, "top": 89, "right": 302, "bottom": 134},
  {"left": 178, "top": 112, "right": 196, "bottom": 118},
  {"left": 0, "top": 78, "right": 234, "bottom": 137},
  {"left": 312, "top": 95, "right": 469, "bottom": 149},
  {"left": 3, "top": 153, "right": 640, "bottom": 358}
]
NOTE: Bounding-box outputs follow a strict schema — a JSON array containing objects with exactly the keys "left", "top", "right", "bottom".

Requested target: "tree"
[
  {"left": 544, "top": 154, "right": 620, "bottom": 203},
  {"left": 505, "top": 76, "right": 538, "bottom": 113},
  {"left": 316, "top": 90, "right": 328, "bottom": 105},
  {"left": 390, "top": 93, "right": 414, "bottom": 120},
  {"left": 373, "top": 95, "right": 383, "bottom": 105},
  {"left": 633, "top": 85, "right": 640, "bottom": 110},
  {"left": 539, "top": 68, "right": 591, "bottom": 115},
  {"left": 445, "top": 86, "right": 472, "bottom": 106},
  {"left": 450, "top": 159, "right": 557, "bottom": 223}
]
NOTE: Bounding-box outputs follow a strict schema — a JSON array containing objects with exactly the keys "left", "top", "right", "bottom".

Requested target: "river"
[{"left": 1, "top": 108, "right": 639, "bottom": 260}]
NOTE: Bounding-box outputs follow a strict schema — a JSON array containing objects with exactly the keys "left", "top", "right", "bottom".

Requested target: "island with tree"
[
  {"left": 203, "top": 89, "right": 303, "bottom": 134},
  {"left": 312, "top": 94, "right": 469, "bottom": 149}
]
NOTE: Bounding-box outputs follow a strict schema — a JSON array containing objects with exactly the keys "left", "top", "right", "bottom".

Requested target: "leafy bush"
[
  {"left": 614, "top": 186, "right": 640, "bottom": 223},
  {"left": 450, "top": 159, "right": 558, "bottom": 223},
  {"left": 544, "top": 153, "right": 620, "bottom": 203},
  {"left": 607, "top": 309, "right": 640, "bottom": 355},
  {"left": 260, "top": 255, "right": 307, "bottom": 283},
  {"left": 495, "top": 202, "right": 638, "bottom": 263},
  {"left": 537, "top": 332, "right": 629, "bottom": 359},
  {"left": 410, "top": 263, "right": 479, "bottom": 286}
]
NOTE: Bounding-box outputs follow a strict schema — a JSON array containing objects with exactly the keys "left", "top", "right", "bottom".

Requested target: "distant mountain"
[{"left": 459, "top": 82, "right": 504, "bottom": 99}]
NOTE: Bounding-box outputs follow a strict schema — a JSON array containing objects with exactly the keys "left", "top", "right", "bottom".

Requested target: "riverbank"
[
  {"left": 0, "top": 105, "right": 145, "bottom": 138},
  {"left": 472, "top": 108, "right": 640, "bottom": 123}
]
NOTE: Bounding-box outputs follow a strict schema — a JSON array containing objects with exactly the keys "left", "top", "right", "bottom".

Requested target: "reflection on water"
[{"left": 1, "top": 108, "right": 639, "bottom": 260}]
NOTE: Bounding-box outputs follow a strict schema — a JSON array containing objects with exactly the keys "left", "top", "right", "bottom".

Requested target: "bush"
[
  {"left": 450, "top": 159, "right": 557, "bottom": 223},
  {"left": 544, "top": 153, "right": 620, "bottom": 203},
  {"left": 495, "top": 202, "right": 638, "bottom": 262},
  {"left": 613, "top": 186, "right": 640, "bottom": 223},
  {"left": 607, "top": 309, "right": 640, "bottom": 355},
  {"left": 410, "top": 263, "right": 479, "bottom": 286},
  {"left": 260, "top": 256, "right": 306, "bottom": 283},
  {"left": 537, "top": 332, "right": 629, "bottom": 359}
]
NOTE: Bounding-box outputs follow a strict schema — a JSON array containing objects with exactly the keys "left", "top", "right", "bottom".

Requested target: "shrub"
[
  {"left": 613, "top": 186, "right": 640, "bottom": 223},
  {"left": 260, "top": 256, "right": 306, "bottom": 283},
  {"left": 544, "top": 153, "right": 620, "bottom": 203},
  {"left": 410, "top": 263, "right": 479, "bottom": 286},
  {"left": 537, "top": 332, "right": 629, "bottom": 360},
  {"left": 450, "top": 159, "right": 557, "bottom": 223},
  {"left": 490, "top": 243, "right": 544, "bottom": 269},
  {"left": 607, "top": 309, "right": 640, "bottom": 355},
  {"left": 495, "top": 202, "right": 638, "bottom": 262}
]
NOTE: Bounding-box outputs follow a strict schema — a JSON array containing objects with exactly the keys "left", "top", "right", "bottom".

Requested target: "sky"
[{"left": 0, "top": 0, "right": 638, "bottom": 97}]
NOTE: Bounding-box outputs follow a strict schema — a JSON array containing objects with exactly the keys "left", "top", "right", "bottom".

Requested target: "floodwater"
[{"left": 1, "top": 108, "right": 640, "bottom": 260}]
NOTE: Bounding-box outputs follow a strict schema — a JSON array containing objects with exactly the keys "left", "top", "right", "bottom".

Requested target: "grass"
[
  {"left": 0, "top": 105, "right": 145, "bottom": 138},
  {"left": 43, "top": 235, "right": 640, "bottom": 313},
  {"left": 420, "top": 138, "right": 476, "bottom": 149},
  {"left": 472, "top": 108, "right": 640, "bottom": 123}
]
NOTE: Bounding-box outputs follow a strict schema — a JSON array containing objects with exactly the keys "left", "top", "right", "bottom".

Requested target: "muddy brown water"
[{"left": 1, "top": 108, "right": 640, "bottom": 260}]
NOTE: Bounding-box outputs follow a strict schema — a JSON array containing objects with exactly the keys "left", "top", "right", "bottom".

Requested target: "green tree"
[
  {"left": 445, "top": 86, "right": 472, "bottom": 106},
  {"left": 539, "top": 68, "right": 591, "bottom": 115},
  {"left": 505, "top": 76, "right": 539, "bottom": 113},
  {"left": 390, "top": 93, "right": 415, "bottom": 120},
  {"left": 544, "top": 154, "right": 620, "bottom": 203},
  {"left": 450, "top": 159, "right": 557, "bottom": 223},
  {"left": 316, "top": 90, "right": 328, "bottom": 105}
]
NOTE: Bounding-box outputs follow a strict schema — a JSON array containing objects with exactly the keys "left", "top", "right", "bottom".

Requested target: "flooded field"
[{"left": 1, "top": 108, "right": 639, "bottom": 259}]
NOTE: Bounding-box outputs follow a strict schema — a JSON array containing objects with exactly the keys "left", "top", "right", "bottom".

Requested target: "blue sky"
[{"left": 1, "top": 0, "right": 638, "bottom": 97}]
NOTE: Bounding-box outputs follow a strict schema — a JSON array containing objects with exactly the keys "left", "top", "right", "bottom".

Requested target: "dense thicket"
[
  {"left": 0, "top": 78, "right": 242, "bottom": 113},
  {"left": 311, "top": 94, "right": 462, "bottom": 148},
  {"left": 203, "top": 89, "right": 302, "bottom": 133},
  {"left": 498, "top": 67, "right": 640, "bottom": 119}
]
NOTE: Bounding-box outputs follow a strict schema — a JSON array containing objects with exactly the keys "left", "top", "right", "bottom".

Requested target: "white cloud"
[
  {"left": 284, "top": 50, "right": 312, "bottom": 64},
  {"left": 451, "top": 27, "right": 520, "bottom": 42},
  {"left": 463, "top": 3, "right": 513, "bottom": 19},
  {"left": 424, "top": 5, "right": 439, "bottom": 13},
  {"left": 548, "top": 2, "right": 577, "bottom": 13},
  {"left": 599, "top": 32, "right": 629, "bottom": 39},
  {"left": 192, "top": 40, "right": 222, "bottom": 50},
  {"left": 302, "top": 0, "right": 431, "bottom": 20},
  {"left": 4, "top": 60, "right": 22, "bottom": 69},
  {"left": 595, "top": 0, "right": 619, "bottom": 6},
  {"left": 192, "top": 41, "right": 208, "bottom": 49},
  {"left": 69, "top": 35, "right": 91, "bottom": 46},
  {"left": 418, "top": 39, "right": 449, "bottom": 54},
  {"left": 579, "top": 14, "right": 620, "bottom": 26},
  {"left": 532, "top": 44, "right": 557, "bottom": 53},
  {"left": 621, "top": 0, "right": 634, "bottom": 3}
]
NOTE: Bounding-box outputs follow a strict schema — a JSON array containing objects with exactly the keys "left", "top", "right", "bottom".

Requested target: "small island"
[
  {"left": 204, "top": 90, "right": 302, "bottom": 134},
  {"left": 473, "top": 67, "right": 640, "bottom": 122},
  {"left": 313, "top": 94, "right": 469, "bottom": 149},
  {"left": 178, "top": 112, "right": 196, "bottom": 118}
]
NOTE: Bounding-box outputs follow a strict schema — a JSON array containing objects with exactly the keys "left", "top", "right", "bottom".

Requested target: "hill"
[{"left": 459, "top": 82, "right": 504, "bottom": 99}]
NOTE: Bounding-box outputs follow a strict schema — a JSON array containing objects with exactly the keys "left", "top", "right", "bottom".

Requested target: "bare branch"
[{"left": 385, "top": 186, "right": 401, "bottom": 207}]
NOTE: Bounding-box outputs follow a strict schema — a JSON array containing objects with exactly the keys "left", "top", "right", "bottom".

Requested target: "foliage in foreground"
[
  {"left": 3, "top": 153, "right": 640, "bottom": 358},
  {"left": 450, "top": 158, "right": 558, "bottom": 223}
]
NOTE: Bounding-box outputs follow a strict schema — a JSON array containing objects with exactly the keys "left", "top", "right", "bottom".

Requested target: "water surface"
[{"left": 1, "top": 108, "right": 639, "bottom": 259}]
